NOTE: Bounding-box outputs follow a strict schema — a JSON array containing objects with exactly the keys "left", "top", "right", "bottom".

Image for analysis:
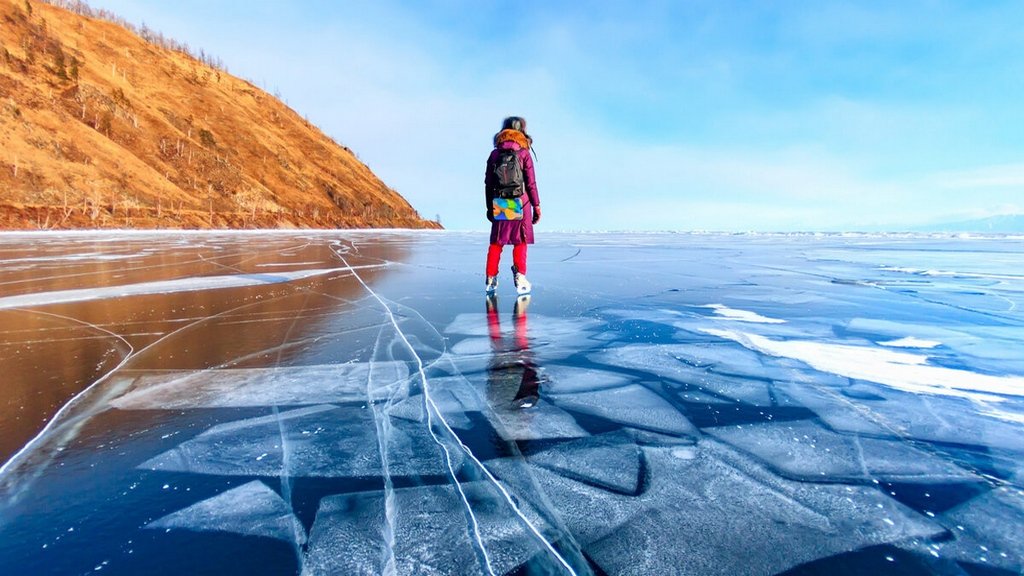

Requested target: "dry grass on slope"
[{"left": 0, "top": 0, "right": 439, "bottom": 229}]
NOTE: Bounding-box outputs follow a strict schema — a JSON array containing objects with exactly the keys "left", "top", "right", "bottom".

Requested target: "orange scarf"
[{"left": 494, "top": 129, "right": 531, "bottom": 149}]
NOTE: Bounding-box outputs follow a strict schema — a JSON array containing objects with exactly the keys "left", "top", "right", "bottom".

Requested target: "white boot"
[{"left": 512, "top": 265, "right": 531, "bottom": 295}]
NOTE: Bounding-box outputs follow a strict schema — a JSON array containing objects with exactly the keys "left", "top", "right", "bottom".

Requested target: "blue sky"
[{"left": 87, "top": 1, "right": 1024, "bottom": 231}]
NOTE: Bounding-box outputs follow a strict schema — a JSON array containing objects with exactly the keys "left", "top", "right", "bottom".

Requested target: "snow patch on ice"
[
  {"left": 255, "top": 261, "right": 323, "bottom": 268},
  {"left": 980, "top": 407, "right": 1024, "bottom": 424},
  {"left": 701, "top": 328, "right": 1024, "bottom": 401},
  {"left": 880, "top": 265, "right": 1024, "bottom": 281},
  {"left": 0, "top": 253, "right": 139, "bottom": 264},
  {"left": 701, "top": 304, "right": 787, "bottom": 324},
  {"left": 777, "top": 380, "right": 1024, "bottom": 452},
  {"left": 0, "top": 266, "right": 380, "bottom": 310},
  {"left": 878, "top": 337, "right": 942, "bottom": 349}
]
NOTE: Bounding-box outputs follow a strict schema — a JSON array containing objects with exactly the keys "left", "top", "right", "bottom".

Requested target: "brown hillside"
[{"left": 0, "top": 0, "right": 439, "bottom": 229}]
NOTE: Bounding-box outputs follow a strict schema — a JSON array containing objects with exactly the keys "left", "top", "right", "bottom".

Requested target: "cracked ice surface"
[
  {"left": 488, "top": 440, "right": 947, "bottom": 575},
  {"left": 147, "top": 480, "right": 306, "bottom": 545},
  {"left": 705, "top": 419, "right": 976, "bottom": 483},
  {"left": 139, "top": 404, "right": 461, "bottom": 478},
  {"left": 304, "top": 482, "right": 552, "bottom": 576},
  {"left": 111, "top": 362, "right": 410, "bottom": 409},
  {"left": 1, "top": 230, "right": 1023, "bottom": 575},
  {"left": 549, "top": 384, "right": 699, "bottom": 437}
]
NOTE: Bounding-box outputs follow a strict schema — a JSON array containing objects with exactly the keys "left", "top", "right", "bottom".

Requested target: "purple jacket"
[{"left": 485, "top": 135, "right": 539, "bottom": 245}]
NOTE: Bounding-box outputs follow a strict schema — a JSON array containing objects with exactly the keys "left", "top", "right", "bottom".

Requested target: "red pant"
[{"left": 486, "top": 243, "right": 526, "bottom": 277}]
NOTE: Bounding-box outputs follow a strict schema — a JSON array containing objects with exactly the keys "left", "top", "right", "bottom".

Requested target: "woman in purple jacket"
[{"left": 484, "top": 116, "right": 541, "bottom": 295}]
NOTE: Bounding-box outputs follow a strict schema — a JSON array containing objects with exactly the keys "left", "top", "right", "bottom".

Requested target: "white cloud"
[{"left": 936, "top": 163, "right": 1024, "bottom": 189}]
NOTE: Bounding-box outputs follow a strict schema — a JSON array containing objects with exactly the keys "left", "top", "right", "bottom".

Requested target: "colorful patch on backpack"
[{"left": 492, "top": 197, "right": 524, "bottom": 221}]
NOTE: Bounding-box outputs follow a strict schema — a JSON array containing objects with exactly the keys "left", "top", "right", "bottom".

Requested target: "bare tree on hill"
[{"left": 40, "top": 0, "right": 226, "bottom": 71}]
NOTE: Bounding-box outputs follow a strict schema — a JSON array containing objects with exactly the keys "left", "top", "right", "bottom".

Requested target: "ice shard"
[
  {"left": 147, "top": 480, "right": 305, "bottom": 546},
  {"left": 111, "top": 362, "right": 409, "bottom": 409},
  {"left": 304, "top": 482, "right": 555, "bottom": 576},
  {"left": 550, "top": 383, "right": 698, "bottom": 438},
  {"left": 706, "top": 420, "right": 976, "bottom": 483},
  {"left": 140, "top": 404, "right": 460, "bottom": 478}
]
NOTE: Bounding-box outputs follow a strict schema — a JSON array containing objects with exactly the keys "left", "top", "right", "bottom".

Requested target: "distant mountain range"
[
  {"left": 0, "top": 0, "right": 439, "bottom": 230},
  {"left": 909, "top": 214, "right": 1024, "bottom": 234}
]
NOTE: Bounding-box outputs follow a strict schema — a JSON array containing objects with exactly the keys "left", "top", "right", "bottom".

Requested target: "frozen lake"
[{"left": 0, "top": 230, "right": 1022, "bottom": 575}]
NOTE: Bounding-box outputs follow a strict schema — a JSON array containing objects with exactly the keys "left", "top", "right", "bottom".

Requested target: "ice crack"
[{"left": 331, "top": 241, "right": 578, "bottom": 576}]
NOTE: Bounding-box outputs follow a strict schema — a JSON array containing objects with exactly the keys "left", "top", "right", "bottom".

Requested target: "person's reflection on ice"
[{"left": 486, "top": 294, "right": 541, "bottom": 409}]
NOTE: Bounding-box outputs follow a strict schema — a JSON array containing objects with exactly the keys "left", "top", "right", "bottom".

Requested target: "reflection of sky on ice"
[{"left": 0, "top": 231, "right": 1022, "bottom": 575}]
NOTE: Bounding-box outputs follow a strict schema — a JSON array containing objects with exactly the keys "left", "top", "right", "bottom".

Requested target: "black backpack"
[{"left": 491, "top": 148, "right": 525, "bottom": 199}]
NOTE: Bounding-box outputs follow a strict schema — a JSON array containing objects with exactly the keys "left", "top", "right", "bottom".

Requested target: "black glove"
[{"left": 532, "top": 205, "right": 541, "bottom": 224}]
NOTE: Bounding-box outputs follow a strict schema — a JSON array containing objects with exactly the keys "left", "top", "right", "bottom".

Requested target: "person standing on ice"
[{"left": 485, "top": 116, "right": 541, "bottom": 295}]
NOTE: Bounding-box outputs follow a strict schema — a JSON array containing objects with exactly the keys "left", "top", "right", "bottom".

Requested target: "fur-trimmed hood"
[{"left": 494, "top": 129, "right": 531, "bottom": 150}]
